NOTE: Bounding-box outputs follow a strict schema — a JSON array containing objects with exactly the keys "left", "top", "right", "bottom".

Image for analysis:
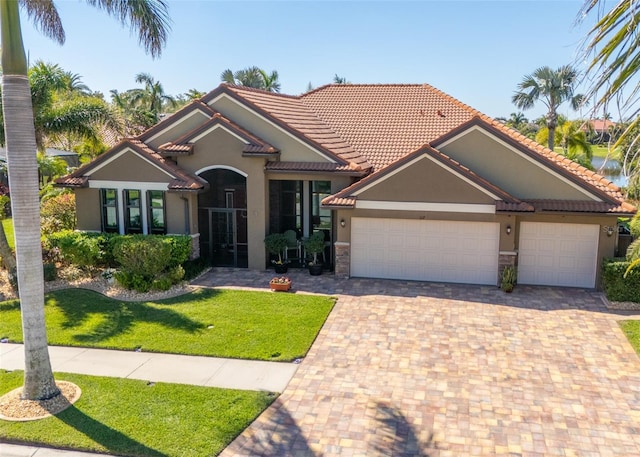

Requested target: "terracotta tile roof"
[
  {"left": 527, "top": 199, "right": 636, "bottom": 214},
  {"left": 321, "top": 196, "right": 356, "bottom": 208},
  {"left": 300, "top": 84, "right": 478, "bottom": 171},
  {"left": 160, "top": 111, "right": 279, "bottom": 157},
  {"left": 56, "top": 139, "right": 207, "bottom": 191},
  {"left": 158, "top": 143, "right": 194, "bottom": 154},
  {"left": 265, "top": 161, "right": 366, "bottom": 175},
  {"left": 205, "top": 85, "right": 370, "bottom": 171}
]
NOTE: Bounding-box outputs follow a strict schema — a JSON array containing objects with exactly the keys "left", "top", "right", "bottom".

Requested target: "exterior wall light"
[
  {"left": 340, "top": 219, "right": 346, "bottom": 228},
  {"left": 505, "top": 225, "right": 512, "bottom": 235},
  {"left": 603, "top": 225, "right": 615, "bottom": 237}
]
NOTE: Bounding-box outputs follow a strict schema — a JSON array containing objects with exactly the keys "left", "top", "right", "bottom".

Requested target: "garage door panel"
[
  {"left": 519, "top": 222, "right": 598, "bottom": 288},
  {"left": 351, "top": 218, "right": 499, "bottom": 285}
]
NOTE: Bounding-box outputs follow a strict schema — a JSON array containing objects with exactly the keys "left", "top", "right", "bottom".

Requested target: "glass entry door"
[{"left": 202, "top": 208, "right": 248, "bottom": 267}]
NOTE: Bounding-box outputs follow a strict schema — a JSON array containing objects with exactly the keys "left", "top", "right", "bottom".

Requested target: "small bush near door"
[{"left": 602, "top": 258, "right": 640, "bottom": 302}]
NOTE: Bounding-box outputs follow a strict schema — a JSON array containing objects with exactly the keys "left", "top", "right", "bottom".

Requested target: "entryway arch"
[{"left": 197, "top": 167, "right": 248, "bottom": 267}]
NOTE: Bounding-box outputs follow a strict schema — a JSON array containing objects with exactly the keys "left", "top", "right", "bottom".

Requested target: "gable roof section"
[
  {"left": 202, "top": 84, "right": 370, "bottom": 172},
  {"left": 137, "top": 101, "right": 216, "bottom": 143},
  {"left": 157, "top": 111, "right": 279, "bottom": 157},
  {"left": 431, "top": 116, "right": 631, "bottom": 210},
  {"left": 323, "top": 144, "right": 530, "bottom": 210},
  {"left": 55, "top": 139, "right": 207, "bottom": 191}
]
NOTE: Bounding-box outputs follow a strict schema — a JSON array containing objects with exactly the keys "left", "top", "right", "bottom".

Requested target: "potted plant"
[
  {"left": 269, "top": 276, "right": 292, "bottom": 292},
  {"left": 264, "top": 233, "right": 289, "bottom": 273},
  {"left": 501, "top": 266, "right": 517, "bottom": 293},
  {"left": 304, "top": 232, "right": 326, "bottom": 276}
]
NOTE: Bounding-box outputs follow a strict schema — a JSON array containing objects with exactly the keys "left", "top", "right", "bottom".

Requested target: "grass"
[
  {"left": 0, "top": 288, "right": 335, "bottom": 361},
  {"left": 1, "top": 218, "right": 13, "bottom": 249},
  {"left": 620, "top": 320, "right": 640, "bottom": 356},
  {"left": 0, "top": 370, "right": 275, "bottom": 457},
  {"left": 553, "top": 145, "right": 618, "bottom": 158}
]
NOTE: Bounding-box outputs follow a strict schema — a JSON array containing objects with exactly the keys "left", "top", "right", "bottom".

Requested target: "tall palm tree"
[
  {"left": 131, "top": 72, "right": 176, "bottom": 118},
  {"left": 0, "top": 0, "right": 169, "bottom": 401},
  {"left": 536, "top": 120, "right": 593, "bottom": 168},
  {"left": 512, "top": 65, "right": 585, "bottom": 150}
]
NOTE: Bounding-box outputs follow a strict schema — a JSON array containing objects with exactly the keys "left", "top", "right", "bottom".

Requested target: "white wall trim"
[
  {"left": 435, "top": 125, "right": 602, "bottom": 201},
  {"left": 146, "top": 109, "right": 212, "bottom": 143},
  {"left": 352, "top": 154, "right": 502, "bottom": 200},
  {"left": 89, "top": 180, "right": 169, "bottom": 191},
  {"left": 355, "top": 200, "right": 496, "bottom": 214},
  {"left": 195, "top": 165, "right": 248, "bottom": 178},
  {"left": 190, "top": 123, "right": 250, "bottom": 144},
  {"left": 208, "top": 93, "right": 337, "bottom": 163}
]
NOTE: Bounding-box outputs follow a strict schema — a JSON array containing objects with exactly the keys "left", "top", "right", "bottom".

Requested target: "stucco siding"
[
  {"left": 146, "top": 110, "right": 212, "bottom": 149},
  {"left": 90, "top": 150, "right": 173, "bottom": 183},
  {"left": 210, "top": 96, "right": 334, "bottom": 163},
  {"left": 356, "top": 156, "right": 495, "bottom": 204},
  {"left": 75, "top": 188, "right": 101, "bottom": 231},
  {"left": 439, "top": 129, "right": 597, "bottom": 201}
]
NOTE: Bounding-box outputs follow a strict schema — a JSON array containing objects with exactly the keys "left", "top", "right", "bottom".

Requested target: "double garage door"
[
  {"left": 350, "top": 218, "right": 600, "bottom": 288},
  {"left": 351, "top": 218, "right": 500, "bottom": 285}
]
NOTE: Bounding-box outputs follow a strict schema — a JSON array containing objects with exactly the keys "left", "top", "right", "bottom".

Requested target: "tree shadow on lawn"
[
  {"left": 47, "top": 289, "right": 206, "bottom": 343},
  {"left": 53, "top": 405, "right": 166, "bottom": 457}
]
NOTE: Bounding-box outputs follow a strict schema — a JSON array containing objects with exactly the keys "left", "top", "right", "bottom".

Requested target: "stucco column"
[{"left": 334, "top": 241, "right": 350, "bottom": 279}]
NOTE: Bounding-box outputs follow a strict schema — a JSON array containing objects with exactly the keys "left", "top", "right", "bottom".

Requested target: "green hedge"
[{"left": 602, "top": 258, "right": 640, "bottom": 303}]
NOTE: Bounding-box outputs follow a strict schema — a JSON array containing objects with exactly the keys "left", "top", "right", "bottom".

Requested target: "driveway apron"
[{"left": 198, "top": 269, "right": 640, "bottom": 457}]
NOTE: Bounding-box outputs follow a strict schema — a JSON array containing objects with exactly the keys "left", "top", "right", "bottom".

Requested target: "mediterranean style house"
[{"left": 57, "top": 83, "right": 637, "bottom": 288}]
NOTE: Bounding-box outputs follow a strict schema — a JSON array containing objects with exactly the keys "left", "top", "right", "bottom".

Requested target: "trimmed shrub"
[
  {"left": 112, "top": 235, "right": 172, "bottom": 279},
  {"left": 602, "top": 258, "right": 640, "bottom": 303},
  {"left": 114, "top": 271, "right": 152, "bottom": 293},
  {"left": 41, "top": 192, "right": 76, "bottom": 235},
  {"left": 47, "top": 231, "right": 105, "bottom": 269}
]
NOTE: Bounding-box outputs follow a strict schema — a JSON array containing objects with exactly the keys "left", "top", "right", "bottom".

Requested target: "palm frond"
[{"left": 20, "top": 0, "right": 65, "bottom": 44}]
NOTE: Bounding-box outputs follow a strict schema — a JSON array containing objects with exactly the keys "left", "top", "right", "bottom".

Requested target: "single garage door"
[
  {"left": 518, "top": 222, "right": 599, "bottom": 288},
  {"left": 351, "top": 218, "right": 499, "bottom": 285}
]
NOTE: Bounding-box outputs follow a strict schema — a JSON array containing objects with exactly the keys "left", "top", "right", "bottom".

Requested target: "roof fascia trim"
[
  {"left": 145, "top": 109, "right": 213, "bottom": 143},
  {"left": 355, "top": 200, "right": 496, "bottom": 214}
]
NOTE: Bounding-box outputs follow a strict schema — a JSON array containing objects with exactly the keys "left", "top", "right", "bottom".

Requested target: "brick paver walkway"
[{"left": 195, "top": 269, "right": 640, "bottom": 457}]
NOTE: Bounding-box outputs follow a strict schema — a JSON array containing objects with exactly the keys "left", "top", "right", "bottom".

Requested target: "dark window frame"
[
  {"left": 147, "top": 190, "right": 167, "bottom": 235},
  {"left": 100, "top": 188, "right": 119, "bottom": 233}
]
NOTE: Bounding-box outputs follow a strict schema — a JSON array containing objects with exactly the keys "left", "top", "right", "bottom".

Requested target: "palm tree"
[
  {"left": 0, "top": 0, "right": 169, "bottom": 401},
  {"left": 220, "top": 66, "right": 281, "bottom": 92},
  {"left": 333, "top": 74, "right": 350, "bottom": 84},
  {"left": 579, "top": 0, "right": 640, "bottom": 195},
  {"left": 131, "top": 72, "right": 176, "bottom": 118},
  {"left": 512, "top": 65, "right": 585, "bottom": 150},
  {"left": 536, "top": 120, "right": 593, "bottom": 168}
]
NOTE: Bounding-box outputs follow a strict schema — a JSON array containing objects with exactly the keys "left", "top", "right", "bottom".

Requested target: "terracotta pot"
[{"left": 270, "top": 282, "right": 291, "bottom": 292}]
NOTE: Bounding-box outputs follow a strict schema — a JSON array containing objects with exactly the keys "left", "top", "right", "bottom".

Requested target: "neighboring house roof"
[
  {"left": 55, "top": 139, "right": 207, "bottom": 191},
  {"left": 586, "top": 119, "right": 616, "bottom": 132}
]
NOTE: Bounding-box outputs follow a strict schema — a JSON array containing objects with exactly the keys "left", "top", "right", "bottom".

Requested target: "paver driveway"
[{"left": 196, "top": 269, "right": 640, "bottom": 457}]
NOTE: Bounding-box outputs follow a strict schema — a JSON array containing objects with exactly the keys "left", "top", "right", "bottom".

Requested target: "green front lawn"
[
  {"left": 0, "top": 288, "right": 335, "bottom": 361},
  {"left": 620, "top": 320, "right": 640, "bottom": 356},
  {"left": 0, "top": 370, "right": 275, "bottom": 457},
  {"left": 1, "top": 218, "right": 13, "bottom": 249}
]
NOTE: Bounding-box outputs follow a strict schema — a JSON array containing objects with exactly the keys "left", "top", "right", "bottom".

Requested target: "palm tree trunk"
[
  {"left": 0, "top": 218, "right": 17, "bottom": 292},
  {"left": 1, "top": 1, "right": 59, "bottom": 400}
]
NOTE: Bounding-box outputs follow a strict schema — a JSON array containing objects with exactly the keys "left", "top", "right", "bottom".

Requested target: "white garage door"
[
  {"left": 351, "top": 218, "right": 499, "bottom": 285},
  {"left": 518, "top": 222, "right": 599, "bottom": 288}
]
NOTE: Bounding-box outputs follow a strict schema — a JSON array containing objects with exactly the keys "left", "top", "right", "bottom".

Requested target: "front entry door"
[{"left": 204, "top": 209, "right": 248, "bottom": 267}]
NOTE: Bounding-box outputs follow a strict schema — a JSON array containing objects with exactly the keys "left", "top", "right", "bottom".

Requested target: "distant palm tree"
[
  {"left": 131, "top": 72, "right": 177, "bottom": 117},
  {"left": 512, "top": 65, "right": 585, "bottom": 150},
  {"left": 221, "top": 66, "right": 281, "bottom": 92},
  {"left": 185, "top": 88, "right": 205, "bottom": 100},
  {"left": 536, "top": 120, "right": 593, "bottom": 168},
  {"left": 258, "top": 69, "right": 281, "bottom": 93},
  {"left": 333, "top": 74, "right": 350, "bottom": 84},
  {"left": 0, "top": 0, "right": 169, "bottom": 402},
  {"left": 0, "top": 61, "right": 118, "bottom": 152}
]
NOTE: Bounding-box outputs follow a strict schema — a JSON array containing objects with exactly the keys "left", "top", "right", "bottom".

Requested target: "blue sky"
[{"left": 19, "top": 0, "right": 596, "bottom": 119}]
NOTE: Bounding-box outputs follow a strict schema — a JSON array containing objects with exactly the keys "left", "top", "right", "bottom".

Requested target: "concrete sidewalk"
[{"left": 0, "top": 343, "right": 298, "bottom": 392}]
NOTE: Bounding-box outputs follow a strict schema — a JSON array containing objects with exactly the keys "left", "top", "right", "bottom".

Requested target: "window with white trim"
[{"left": 101, "top": 188, "right": 119, "bottom": 233}]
